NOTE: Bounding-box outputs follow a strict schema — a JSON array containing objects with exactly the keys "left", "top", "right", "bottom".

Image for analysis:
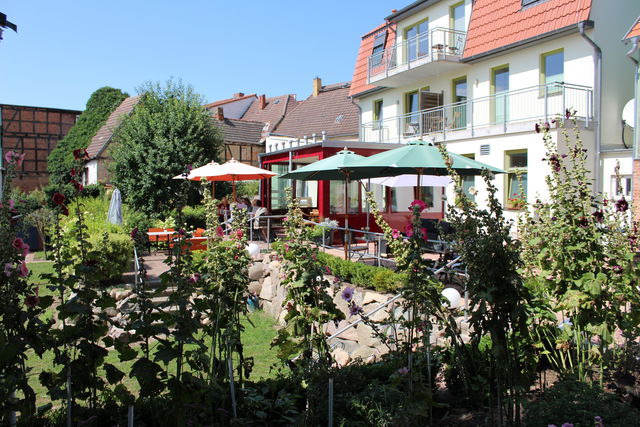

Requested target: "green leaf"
[{"left": 104, "top": 363, "right": 125, "bottom": 384}]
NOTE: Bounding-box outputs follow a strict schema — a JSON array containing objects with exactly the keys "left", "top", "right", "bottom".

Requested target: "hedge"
[{"left": 317, "top": 252, "right": 406, "bottom": 293}]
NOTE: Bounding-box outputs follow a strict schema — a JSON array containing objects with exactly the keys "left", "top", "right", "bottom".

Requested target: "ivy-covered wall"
[{"left": 46, "top": 87, "right": 128, "bottom": 190}]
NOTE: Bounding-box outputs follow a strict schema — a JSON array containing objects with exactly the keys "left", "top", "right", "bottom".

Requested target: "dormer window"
[{"left": 371, "top": 31, "right": 386, "bottom": 67}]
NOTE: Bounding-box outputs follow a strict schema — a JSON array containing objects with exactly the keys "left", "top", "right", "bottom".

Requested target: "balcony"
[
  {"left": 367, "top": 27, "right": 467, "bottom": 87},
  {"left": 361, "top": 83, "right": 593, "bottom": 143}
]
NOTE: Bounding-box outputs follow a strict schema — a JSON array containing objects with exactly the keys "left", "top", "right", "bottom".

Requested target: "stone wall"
[{"left": 252, "top": 252, "right": 406, "bottom": 366}]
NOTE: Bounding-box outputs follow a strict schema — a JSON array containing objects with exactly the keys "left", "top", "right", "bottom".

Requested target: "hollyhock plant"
[
  {"left": 409, "top": 199, "right": 427, "bottom": 212},
  {"left": 4, "top": 263, "right": 13, "bottom": 277},
  {"left": 52, "top": 192, "right": 65, "bottom": 206},
  {"left": 341, "top": 286, "right": 354, "bottom": 302},
  {"left": 12, "top": 237, "right": 25, "bottom": 250}
]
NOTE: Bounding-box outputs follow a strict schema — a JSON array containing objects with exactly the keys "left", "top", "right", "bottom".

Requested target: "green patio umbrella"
[
  {"left": 280, "top": 148, "right": 365, "bottom": 259},
  {"left": 342, "top": 140, "right": 504, "bottom": 199}
]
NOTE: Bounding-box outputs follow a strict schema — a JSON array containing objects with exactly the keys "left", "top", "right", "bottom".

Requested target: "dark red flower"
[
  {"left": 236, "top": 229, "right": 244, "bottom": 239},
  {"left": 25, "top": 294, "right": 40, "bottom": 308},
  {"left": 592, "top": 210, "right": 604, "bottom": 223},
  {"left": 577, "top": 216, "right": 589, "bottom": 227},
  {"left": 12, "top": 237, "right": 25, "bottom": 250},
  {"left": 60, "top": 205, "right": 69, "bottom": 216},
  {"left": 71, "top": 180, "right": 83, "bottom": 192},
  {"left": 73, "top": 148, "right": 89, "bottom": 160},
  {"left": 615, "top": 197, "right": 629, "bottom": 213},
  {"left": 565, "top": 109, "right": 572, "bottom": 120},
  {"left": 535, "top": 123, "right": 541, "bottom": 133},
  {"left": 52, "top": 192, "right": 65, "bottom": 206},
  {"left": 130, "top": 227, "right": 138, "bottom": 240}
]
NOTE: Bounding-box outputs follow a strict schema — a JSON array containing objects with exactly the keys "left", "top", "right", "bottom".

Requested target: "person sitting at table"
[{"left": 218, "top": 197, "right": 229, "bottom": 223}]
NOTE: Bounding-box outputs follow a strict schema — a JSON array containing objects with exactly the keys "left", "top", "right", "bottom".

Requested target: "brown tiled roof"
[
  {"left": 463, "top": 0, "right": 592, "bottom": 59},
  {"left": 204, "top": 94, "right": 256, "bottom": 109},
  {"left": 624, "top": 16, "right": 640, "bottom": 40},
  {"left": 272, "top": 83, "right": 359, "bottom": 139},
  {"left": 86, "top": 96, "right": 140, "bottom": 159},
  {"left": 212, "top": 117, "right": 265, "bottom": 145},
  {"left": 349, "top": 23, "right": 395, "bottom": 98},
  {"left": 240, "top": 94, "right": 298, "bottom": 128}
]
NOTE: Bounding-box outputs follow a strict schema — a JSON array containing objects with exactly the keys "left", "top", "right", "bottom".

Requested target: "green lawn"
[{"left": 25, "top": 260, "right": 280, "bottom": 404}]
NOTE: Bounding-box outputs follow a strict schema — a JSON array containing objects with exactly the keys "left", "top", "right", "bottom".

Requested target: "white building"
[{"left": 350, "top": 0, "right": 640, "bottom": 220}]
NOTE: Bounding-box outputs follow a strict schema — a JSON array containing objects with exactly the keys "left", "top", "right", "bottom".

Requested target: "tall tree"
[
  {"left": 47, "top": 87, "right": 128, "bottom": 188},
  {"left": 110, "top": 79, "right": 222, "bottom": 216}
]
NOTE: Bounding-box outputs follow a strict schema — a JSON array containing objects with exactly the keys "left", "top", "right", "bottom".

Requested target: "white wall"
[
  {"left": 85, "top": 160, "right": 98, "bottom": 185},
  {"left": 209, "top": 97, "right": 256, "bottom": 120}
]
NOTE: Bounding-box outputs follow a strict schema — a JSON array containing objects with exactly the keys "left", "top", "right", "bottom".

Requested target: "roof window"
[
  {"left": 371, "top": 31, "right": 387, "bottom": 67},
  {"left": 274, "top": 99, "right": 280, "bottom": 104},
  {"left": 335, "top": 114, "right": 345, "bottom": 123}
]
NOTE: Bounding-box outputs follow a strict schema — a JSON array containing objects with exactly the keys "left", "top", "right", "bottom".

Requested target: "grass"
[{"left": 25, "top": 259, "right": 280, "bottom": 405}]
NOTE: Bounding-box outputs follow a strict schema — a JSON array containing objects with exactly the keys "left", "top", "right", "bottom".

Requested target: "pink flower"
[
  {"left": 188, "top": 273, "right": 201, "bottom": 284},
  {"left": 409, "top": 199, "right": 427, "bottom": 212},
  {"left": 397, "top": 367, "right": 409, "bottom": 375},
  {"left": 405, "top": 224, "right": 414, "bottom": 238},
  {"left": 19, "top": 262, "right": 28, "bottom": 277},
  {"left": 12, "top": 238, "right": 25, "bottom": 250},
  {"left": 216, "top": 226, "right": 224, "bottom": 237},
  {"left": 420, "top": 227, "right": 428, "bottom": 241},
  {"left": 4, "top": 263, "right": 13, "bottom": 277},
  {"left": 391, "top": 229, "right": 400, "bottom": 239},
  {"left": 236, "top": 229, "right": 244, "bottom": 239},
  {"left": 4, "top": 151, "right": 25, "bottom": 168},
  {"left": 8, "top": 199, "right": 15, "bottom": 210}
]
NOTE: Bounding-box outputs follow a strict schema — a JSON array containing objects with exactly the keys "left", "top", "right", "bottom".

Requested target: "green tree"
[
  {"left": 110, "top": 79, "right": 223, "bottom": 216},
  {"left": 47, "top": 87, "right": 128, "bottom": 188}
]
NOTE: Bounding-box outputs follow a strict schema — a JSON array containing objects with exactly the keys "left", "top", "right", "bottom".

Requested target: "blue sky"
[{"left": 0, "top": 1, "right": 395, "bottom": 111}]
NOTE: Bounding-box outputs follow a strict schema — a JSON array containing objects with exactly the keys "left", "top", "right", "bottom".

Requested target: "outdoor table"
[{"left": 147, "top": 230, "right": 176, "bottom": 254}]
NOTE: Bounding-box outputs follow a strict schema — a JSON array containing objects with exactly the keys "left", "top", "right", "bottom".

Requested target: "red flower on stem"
[
  {"left": 52, "top": 192, "right": 65, "bottom": 206},
  {"left": 25, "top": 288, "right": 39, "bottom": 308}
]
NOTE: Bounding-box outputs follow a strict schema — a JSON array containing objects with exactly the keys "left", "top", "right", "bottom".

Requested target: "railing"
[
  {"left": 361, "top": 82, "right": 593, "bottom": 143},
  {"left": 368, "top": 27, "right": 466, "bottom": 83}
]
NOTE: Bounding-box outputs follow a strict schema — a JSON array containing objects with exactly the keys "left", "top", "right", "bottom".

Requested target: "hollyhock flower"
[
  {"left": 577, "top": 216, "right": 588, "bottom": 227},
  {"left": 535, "top": 123, "right": 541, "bottom": 133},
  {"left": 391, "top": 229, "right": 400, "bottom": 239},
  {"left": 71, "top": 180, "right": 84, "bottom": 192},
  {"left": 565, "top": 108, "right": 572, "bottom": 120},
  {"left": 561, "top": 424, "right": 574, "bottom": 427},
  {"left": 349, "top": 304, "right": 363, "bottom": 316},
  {"left": 405, "top": 224, "right": 414, "bottom": 238},
  {"left": 615, "top": 197, "right": 629, "bottom": 213},
  {"left": 4, "top": 151, "right": 25, "bottom": 168},
  {"left": 73, "top": 148, "right": 89, "bottom": 160},
  {"left": 130, "top": 227, "right": 138, "bottom": 239},
  {"left": 25, "top": 291, "right": 40, "bottom": 308},
  {"left": 236, "top": 229, "right": 244, "bottom": 239},
  {"left": 8, "top": 199, "right": 15, "bottom": 210},
  {"left": 592, "top": 210, "right": 604, "bottom": 223},
  {"left": 341, "top": 286, "right": 354, "bottom": 302},
  {"left": 397, "top": 367, "right": 409, "bottom": 375},
  {"left": 549, "top": 154, "right": 561, "bottom": 172},
  {"left": 325, "top": 266, "right": 332, "bottom": 275},
  {"left": 178, "top": 228, "right": 186, "bottom": 236},
  {"left": 12, "top": 237, "right": 24, "bottom": 250},
  {"left": 188, "top": 273, "right": 201, "bottom": 284},
  {"left": 52, "top": 192, "right": 65, "bottom": 206},
  {"left": 60, "top": 205, "right": 69, "bottom": 216},
  {"left": 4, "top": 263, "right": 13, "bottom": 277},
  {"left": 409, "top": 199, "right": 427, "bottom": 212},
  {"left": 216, "top": 226, "right": 224, "bottom": 237},
  {"left": 19, "top": 262, "right": 29, "bottom": 277},
  {"left": 421, "top": 227, "right": 428, "bottom": 241}
]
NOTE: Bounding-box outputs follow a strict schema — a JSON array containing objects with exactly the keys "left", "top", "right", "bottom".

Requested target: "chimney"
[
  {"left": 312, "top": 77, "right": 322, "bottom": 97},
  {"left": 233, "top": 92, "right": 244, "bottom": 99},
  {"left": 259, "top": 94, "right": 266, "bottom": 110},
  {"left": 216, "top": 107, "right": 224, "bottom": 121}
]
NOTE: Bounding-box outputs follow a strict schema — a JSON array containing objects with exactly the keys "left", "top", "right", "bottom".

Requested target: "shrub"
[
  {"left": 82, "top": 183, "right": 105, "bottom": 198},
  {"left": 180, "top": 205, "right": 206, "bottom": 229},
  {"left": 89, "top": 232, "right": 133, "bottom": 283},
  {"left": 524, "top": 379, "right": 640, "bottom": 426},
  {"left": 316, "top": 252, "right": 405, "bottom": 293}
]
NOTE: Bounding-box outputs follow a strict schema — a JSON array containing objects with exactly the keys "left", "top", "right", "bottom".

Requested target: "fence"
[{"left": 361, "top": 82, "right": 593, "bottom": 143}]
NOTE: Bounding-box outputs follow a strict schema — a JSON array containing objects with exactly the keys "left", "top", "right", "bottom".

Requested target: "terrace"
[
  {"left": 361, "top": 82, "right": 593, "bottom": 143},
  {"left": 367, "top": 27, "right": 467, "bottom": 87}
]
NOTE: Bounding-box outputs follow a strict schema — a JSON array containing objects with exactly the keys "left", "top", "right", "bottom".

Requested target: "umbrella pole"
[
  {"left": 211, "top": 182, "right": 215, "bottom": 199},
  {"left": 344, "top": 174, "right": 349, "bottom": 260},
  {"left": 416, "top": 168, "right": 423, "bottom": 201},
  {"left": 232, "top": 180, "right": 237, "bottom": 202}
]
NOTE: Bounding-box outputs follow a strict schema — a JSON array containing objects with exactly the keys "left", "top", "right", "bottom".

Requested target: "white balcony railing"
[
  {"left": 368, "top": 27, "right": 466, "bottom": 84},
  {"left": 361, "top": 83, "right": 593, "bottom": 143}
]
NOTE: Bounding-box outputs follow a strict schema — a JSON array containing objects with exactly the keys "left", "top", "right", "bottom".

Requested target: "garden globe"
[
  {"left": 246, "top": 243, "right": 260, "bottom": 258},
  {"left": 441, "top": 288, "right": 461, "bottom": 309}
]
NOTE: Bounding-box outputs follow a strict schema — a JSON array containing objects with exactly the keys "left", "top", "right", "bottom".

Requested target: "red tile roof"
[
  {"left": 86, "top": 96, "right": 140, "bottom": 159},
  {"left": 464, "top": 0, "right": 592, "bottom": 59},
  {"left": 349, "top": 23, "right": 396, "bottom": 98},
  {"left": 240, "top": 94, "right": 299, "bottom": 130},
  {"left": 624, "top": 16, "right": 640, "bottom": 40},
  {"left": 273, "top": 83, "right": 359, "bottom": 139},
  {"left": 204, "top": 93, "right": 256, "bottom": 109}
]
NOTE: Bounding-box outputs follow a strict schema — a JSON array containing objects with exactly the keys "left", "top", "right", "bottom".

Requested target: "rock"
[
  {"left": 350, "top": 345, "right": 375, "bottom": 361},
  {"left": 259, "top": 277, "right": 275, "bottom": 302},
  {"left": 116, "top": 290, "right": 133, "bottom": 301},
  {"left": 277, "top": 309, "right": 288, "bottom": 325},
  {"left": 269, "top": 260, "right": 281, "bottom": 270},
  {"left": 108, "top": 327, "right": 130, "bottom": 343},
  {"left": 362, "top": 291, "right": 389, "bottom": 305},
  {"left": 332, "top": 348, "right": 351, "bottom": 367},
  {"left": 248, "top": 263, "right": 265, "bottom": 281},
  {"left": 202, "top": 316, "right": 211, "bottom": 326},
  {"left": 104, "top": 307, "right": 118, "bottom": 318},
  {"left": 356, "top": 323, "right": 380, "bottom": 348},
  {"left": 332, "top": 292, "right": 350, "bottom": 315},
  {"left": 366, "top": 306, "right": 390, "bottom": 322},
  {"left": 324, "top": 320, "right": 358, "bottom": 341},
  {"left": 116, "top": 295, "right": 138, "bottom": 314},
  {"left": 109, "top": 289, "right": 119, "bottom": 299},
  {"left": 330, "top": 338, "right": 359, "bottom": 354},
  {"left": 248, "top": 281, "right": 262, "bottom": 295}
]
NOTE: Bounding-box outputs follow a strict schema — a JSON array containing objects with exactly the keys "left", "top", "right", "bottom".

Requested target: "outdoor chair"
[{"left": 147, "top": 227, "right": 175, "bottom": 254}]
